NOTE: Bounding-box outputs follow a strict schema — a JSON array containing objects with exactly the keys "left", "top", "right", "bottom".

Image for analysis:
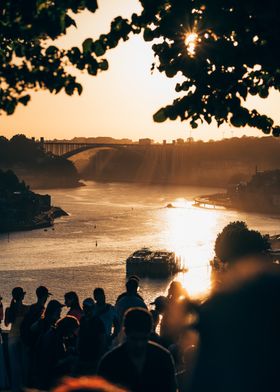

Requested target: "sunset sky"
[{"left": 1, "top": 0, "right": 279, "bottom": 142}]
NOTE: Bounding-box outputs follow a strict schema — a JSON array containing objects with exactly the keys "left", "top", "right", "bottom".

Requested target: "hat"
[
  {"left": 127, "top": 275, "right": 140, "bottom": 283},
  {"left": 36, "top": 286, "right": 52, "bottom": 298},
  {"left": 83, "top": 298, "right": 95, "bottom": 308},
  {"left": 12, "top": 287, "right": 26, "bottom": 299},
  {"left": 150, "top": 296, "right": 168, "bottom": 307}
]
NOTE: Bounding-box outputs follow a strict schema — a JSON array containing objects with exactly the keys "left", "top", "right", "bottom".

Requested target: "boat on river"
[{"left": 126, "top": 248, "right": 184, "bottom": 278}]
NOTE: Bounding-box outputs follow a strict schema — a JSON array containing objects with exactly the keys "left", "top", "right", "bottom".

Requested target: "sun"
[{"left": 184, "top": 32, "right": 198, "bottom": 57}]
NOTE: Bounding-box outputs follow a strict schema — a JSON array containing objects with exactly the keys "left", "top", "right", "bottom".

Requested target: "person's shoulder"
[
  {"left": 115, "top": 295, "right": 127, "bottom": 306},
  {"left": 136, "top": 293, "right": 144, "bottom": 301},
  {"left": 148, "top": 340, "right": 173, "bottom": 357},
  {"left": 105, "top": 303, "right": 114, "bottom": 312},
  {"left": 115, "top": 292, "right": 126, "bottom": 303},
  {"left": 100, "top": 343, "right": 124, "bottom": 363}
]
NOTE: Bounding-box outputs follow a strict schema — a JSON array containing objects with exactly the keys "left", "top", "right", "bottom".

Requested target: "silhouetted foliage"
[
  {"left": 96, "top": 0, "right": 280, "bottom": 136},
  {"left": 0, "top": 0, "right": 102, "bottom": 115},
  {"left": 214, "top": 221, "right": 270, "bottom": 263},
  {"left": 1, "top": 2, "right": 280, "bottom": 136},
  {"left": 0, "top": 169, "right": 27, "bottom": 192},
  {"left": 0, "top": 134, "right": 80, "bottom": 188}
]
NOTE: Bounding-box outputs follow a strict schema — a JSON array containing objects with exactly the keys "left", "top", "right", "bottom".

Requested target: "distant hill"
[
  {"left": 81, "top": 136, "right": 280, "bottom": 187},
  {"left": 0, "top": 135, "right": 81, "bottom": 188}
]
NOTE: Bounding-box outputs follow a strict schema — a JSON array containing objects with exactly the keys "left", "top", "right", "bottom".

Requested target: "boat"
[{"left": 126, "top": 248, "right": 184, "bottom": 278}]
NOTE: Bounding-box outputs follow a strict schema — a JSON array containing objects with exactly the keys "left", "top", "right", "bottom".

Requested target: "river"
[{"left": 0, "top": 182, "right": 279, "bottom": 309}]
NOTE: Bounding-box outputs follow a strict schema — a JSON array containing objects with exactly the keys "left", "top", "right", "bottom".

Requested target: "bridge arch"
[{"left": 43, "top": 142, "right": 131, "bottom": 158}]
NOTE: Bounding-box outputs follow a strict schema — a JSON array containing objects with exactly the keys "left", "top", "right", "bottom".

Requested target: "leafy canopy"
[
  {"left": 214, "top": 221, "right": 271, "bottom": 264},
  {"left": 0, "top": 0, "right": 102, "bottom": 114},
  {"left": 1, "top": 0, "right": 280, "bottom": 136},
  {"left": 97, "top": 0, "right": 280, "bottom": 136}
]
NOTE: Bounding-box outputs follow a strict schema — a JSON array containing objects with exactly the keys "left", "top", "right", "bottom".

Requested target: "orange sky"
[{"left": 1, "top": 0, "right": 279, "bottom": 142}]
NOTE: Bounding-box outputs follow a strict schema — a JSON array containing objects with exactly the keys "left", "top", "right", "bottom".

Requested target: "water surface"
[{"left": 0, "top": 182, "right": 279, "bottom": 308}]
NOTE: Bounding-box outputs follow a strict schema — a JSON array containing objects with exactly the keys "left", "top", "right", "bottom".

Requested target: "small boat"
[{"left": 126, "top": 248, "right": 184, "bottom": 278}]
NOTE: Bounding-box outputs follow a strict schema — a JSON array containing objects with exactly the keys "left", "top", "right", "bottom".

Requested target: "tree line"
[{"left": 0, "top": 135, "right": 80, "bottom": 188}]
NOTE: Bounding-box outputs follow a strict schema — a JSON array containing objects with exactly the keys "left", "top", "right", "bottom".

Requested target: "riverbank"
[
  {"left": 0, "top": 206, "right": 68, "bottom": 234},
  {"left": 194, "top": 191, "right": 280, "bottom": 215}
]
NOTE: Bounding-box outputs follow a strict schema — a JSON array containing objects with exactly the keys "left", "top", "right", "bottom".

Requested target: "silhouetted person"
[
  {"left": 115, "top": 279, "right": 147, "bottom": 323},
  {"left": 98, "top": 308, "right": 177, "bottom": 392},
  {"left": 115, "top": 276, "right": 144, "bottom": 303},
  {"left": 149, "top": 306, "right": 164, "bottom": 346},
  {"left": 36, "top": 316, "right": 79, "bottom": 389},
  {"left": 31, "top": 300, "right": 65, "bottom": 386},
  {"left": 65, "top": 291, "right": 83, "bottom": 321},
  {"left": 32, "top": 299, "right": 65, "bottom": 345},
  {"left": 21, "top": 285, "right": 52, "bottom": 348},
  {"left": 93, "top": 288, "right": 119, "bottom": 346},
  {"left": 191, "top": 266, "right": 280, "bottom": 392},
  {"left": 160, "top": 281, "right": 190, "bottom": 346},
  {"left": 4, "top": 287, "right": 29, "bottom": 392},
  {"left": 0, "top": 294, "right": 9, "bottom": 390},
  {"left": 150, "top": 295, "right": 168, "bottom": 319},
  {"left": 176, "top": 344, "right": 197, "bottom": 392},
  {"left": 0, "top": 295, "right": 3, "bottom": 325},
  {"left": 77, "top": 298, "right": 106, "bottom": 374}
]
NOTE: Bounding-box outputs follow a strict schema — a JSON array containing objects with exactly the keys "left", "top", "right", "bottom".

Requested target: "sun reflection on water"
[{"left": 163, "top": 198, "right": 222, "bottom": 299}]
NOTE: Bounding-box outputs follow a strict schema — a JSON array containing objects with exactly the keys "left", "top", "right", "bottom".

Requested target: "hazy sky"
[{"left": 1, "top": 0, "right": 279, "bottom": 142}]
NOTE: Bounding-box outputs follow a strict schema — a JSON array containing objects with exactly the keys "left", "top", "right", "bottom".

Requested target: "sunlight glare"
[
  {"left": 163, "top": 203, "right": 220, "bottom": 298},
  {"left": 185, "top": 32, "right": 198, "bottom": 57}
]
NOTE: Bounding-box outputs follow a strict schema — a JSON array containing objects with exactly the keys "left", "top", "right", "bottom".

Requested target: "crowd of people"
[{"left": 0, "top": 221, "right": 280, "bottom": 392}]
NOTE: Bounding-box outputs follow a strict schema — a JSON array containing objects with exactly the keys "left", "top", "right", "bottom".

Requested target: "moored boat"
[{"left": 126, "top": 248, "right": 184, "bottom": 278}]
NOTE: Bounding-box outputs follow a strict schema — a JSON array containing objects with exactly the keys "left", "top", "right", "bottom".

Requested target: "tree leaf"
[
  {"left": 82, "top": 38, "right": 93, "bottom": 54},
  {"left": 153, "top": 108, "right": 167, "bottom": 123}
]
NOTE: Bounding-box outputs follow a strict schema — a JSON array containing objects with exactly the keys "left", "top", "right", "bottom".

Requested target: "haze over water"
[{"left": 0, "top": 182, "right": 279, "bottom": 308}]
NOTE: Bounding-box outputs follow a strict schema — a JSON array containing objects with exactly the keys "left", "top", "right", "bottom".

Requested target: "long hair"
[
  {"left": 5, "top": 287, "right": 24, "bottom": 324},
  {"left": 65, "top": 291, "right": 81, "bottom": 310},
  {"left": 6, "top": 298, "right": 18, "bottom": 324}
]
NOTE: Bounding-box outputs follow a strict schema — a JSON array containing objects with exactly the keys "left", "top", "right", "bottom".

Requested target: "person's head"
[
  {"left": 150, "top": 296, "right": 168, "bottom": 314},
  {"left": 82, "top": 298, "right": 95, "bottom": 318},
  {"left": 128, "top": 275, "right": 140, "bottom": 283},
  {"left": 36, "top": 285, "right": 52, "bottom": 305},
  {"left": 52, "top": 376, "right": 128, "bottom": 392},
  {"left": 8, "top": 287, "right": 26, "bottom": 323},
  {"left": 124, "top": 308, "right": 152, "bottom": 355},
  {"left": 44, "top": 300, "right": 64, "bottom": 323},
  {"left": 11, "top": 287, "right": 25, "bottom": 302},
  {"left": 93, "top": 288, "right": 106, "bottom": 304},
  {"left": 215, "top": 221, "right": 271, "bottom": 266},
  {"left": 168, "top": 281, "right": 184, "bottom": 299},
  {"left": 56, "top": 316, "right": 79, "bottom": 338},
  {"left": 64, "top": 291, "right": 80, "bottom": 309},
  {"left": 125, "top": 278, "right": 139, "bottom": 295}
]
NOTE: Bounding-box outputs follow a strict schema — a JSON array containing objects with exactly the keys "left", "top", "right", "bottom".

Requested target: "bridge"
[{"left": 42, "top": 142, "right": 137, "bottom": 158}]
